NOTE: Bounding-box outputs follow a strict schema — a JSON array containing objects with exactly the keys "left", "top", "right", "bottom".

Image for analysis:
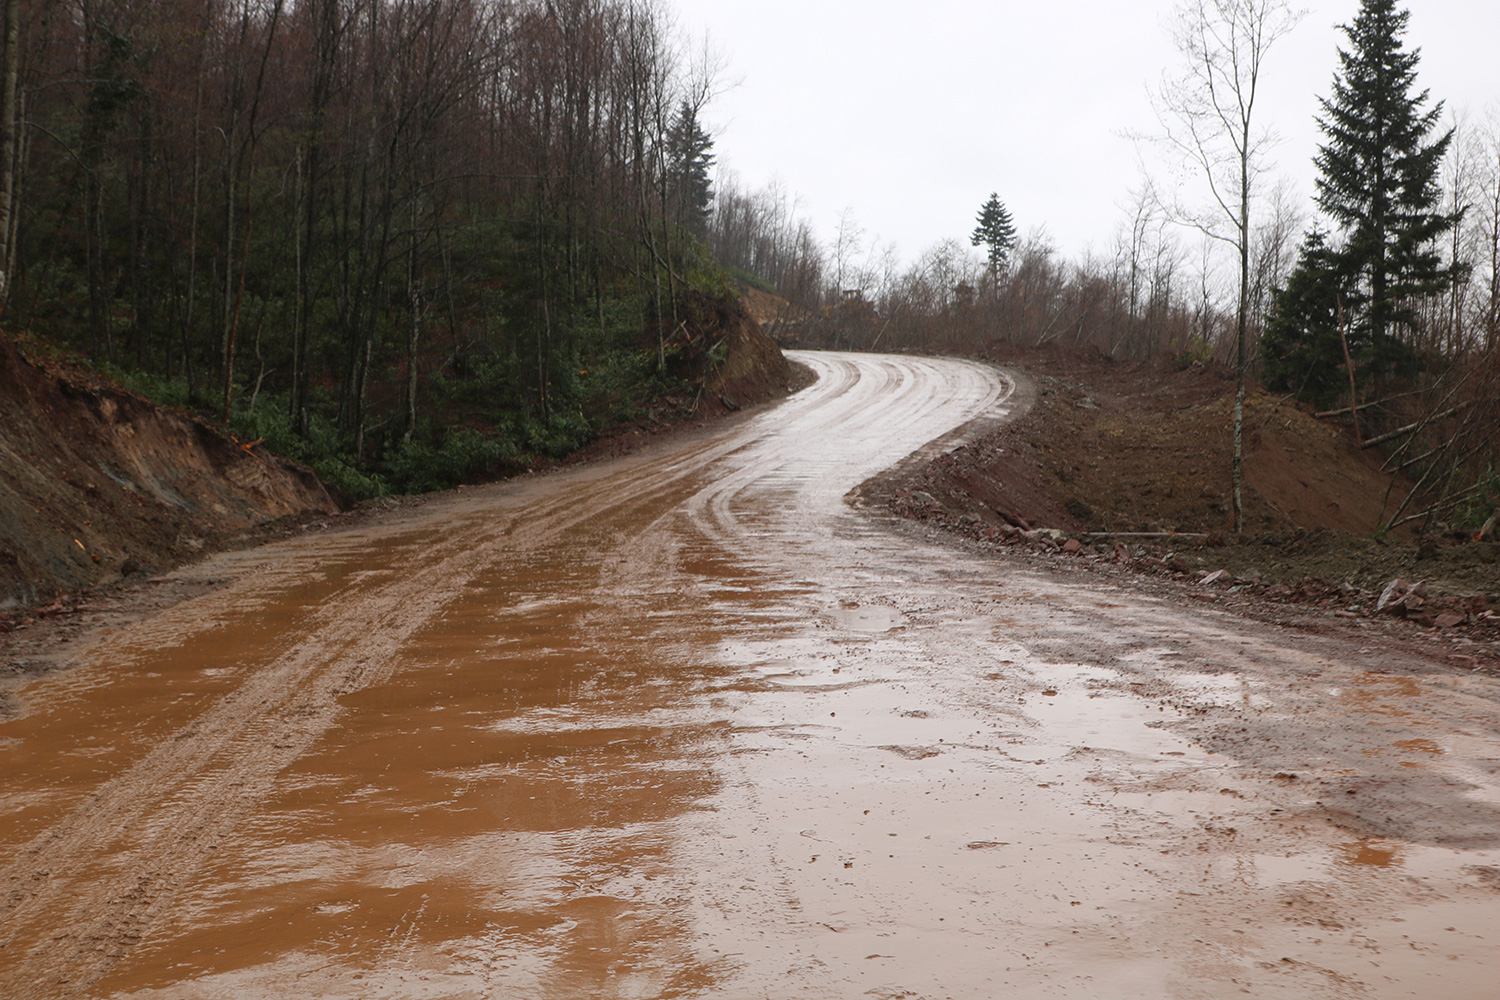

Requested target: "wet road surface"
[{"left": 2, "top": 351, "right": 1499, "bottom": 998}]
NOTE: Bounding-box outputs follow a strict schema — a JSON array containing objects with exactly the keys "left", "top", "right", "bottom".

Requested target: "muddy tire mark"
[{"left": 0, "top": 398, "right": 821, "bottom": 998}]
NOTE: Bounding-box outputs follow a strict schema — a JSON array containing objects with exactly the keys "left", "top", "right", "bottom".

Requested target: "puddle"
[
  {"left": 829, "top": 602, "right": 906, "bottom": 632},
  {"left": 1336, "top": 673, "right": 1425, "bottom": 718},
  {"left": 1010, "top": 665, "right": 1206, "bottom": 763},
  {"left": 1338, "top": 839, "right": 1404, "bottom": 869}
]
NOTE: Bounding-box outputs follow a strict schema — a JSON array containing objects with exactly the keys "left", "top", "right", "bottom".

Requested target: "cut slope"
[
  {"left": 865, "top": 341, "right": 1499, "bottom": 600},
  {"left": 0, "top": 335, "right": 338, "bottom": 609}
]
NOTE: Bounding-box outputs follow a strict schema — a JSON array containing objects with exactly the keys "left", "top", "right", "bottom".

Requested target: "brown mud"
[{"left": 1, "top": 352, "right": 1498, "bottom": 998}]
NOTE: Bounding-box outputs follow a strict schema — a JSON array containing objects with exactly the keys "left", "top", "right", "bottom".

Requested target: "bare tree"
[
  {"left": 0, "top": 0, "right": 20, "bottom": 309},
  {"left": 1154, "top": 0, "right": 1303, "bottom": 532}
]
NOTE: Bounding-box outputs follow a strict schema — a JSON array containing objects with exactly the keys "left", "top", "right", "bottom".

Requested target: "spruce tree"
[
  {"left": 1314, "top": 0, "right": 1462, "bottom": 351},
  {"left": 1261, "top": 229, "right": 1361, "bottom": 408},
  {"left": 666, "top": 101, "right": 715, "bottom": 239},
  {"left": 970, "top": 194, "right": 1017, "bottom": 279}
]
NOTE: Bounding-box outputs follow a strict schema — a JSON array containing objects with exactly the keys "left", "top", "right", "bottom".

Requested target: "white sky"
[{"left": 670, "top": 0, "right": 1500, "bottom": 269}]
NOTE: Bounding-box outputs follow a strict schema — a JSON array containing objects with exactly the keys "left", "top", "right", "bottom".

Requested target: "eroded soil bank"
[
  {"left": 856, "top": 343, "right": 1498, "bottom": 666},
  {"left": 0, "top": 335, "right": 339, "bottom": 611}
]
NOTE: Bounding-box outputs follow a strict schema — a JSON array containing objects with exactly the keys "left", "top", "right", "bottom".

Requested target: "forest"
[{"left": 0, "top": 0, "right": 728, "bottom": 497}]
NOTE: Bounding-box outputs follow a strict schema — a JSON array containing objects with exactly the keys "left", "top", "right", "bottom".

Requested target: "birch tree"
[{"left": 1155, "top": 0, "right": 1302, "bottom": 532}]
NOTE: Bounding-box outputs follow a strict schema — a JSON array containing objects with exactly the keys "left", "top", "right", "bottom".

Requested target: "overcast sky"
[{"left": 670, "top": 0, "right": 1500, "bottom": 269}]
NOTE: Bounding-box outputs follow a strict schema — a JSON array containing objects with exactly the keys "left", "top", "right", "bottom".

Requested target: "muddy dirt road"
[{"left": 3, "top": 352, "right": 1499, "bottom": 999}]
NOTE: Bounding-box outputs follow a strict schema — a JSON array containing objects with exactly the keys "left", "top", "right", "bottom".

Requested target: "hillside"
[
  {"left": 0, "top": 294, "right": 801, "bottom": 613},
  {"left": 0, "top": 335, "right": 339, "bottom": 610},
  {"left": 862, "top": 340, "right": 1499, "bottom": 613}
]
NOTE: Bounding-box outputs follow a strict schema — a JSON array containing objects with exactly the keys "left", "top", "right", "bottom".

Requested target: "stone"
[{"left": 1376, "top": 578, "right": 1409, "bottom": 614}]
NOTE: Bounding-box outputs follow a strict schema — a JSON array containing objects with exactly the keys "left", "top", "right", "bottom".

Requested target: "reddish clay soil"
[
  {"left": 857, "top": 341, "right": 1498, "bottom": 668},
  {"left": 0, "top": 335, "right": 338, "bottom": 611}
]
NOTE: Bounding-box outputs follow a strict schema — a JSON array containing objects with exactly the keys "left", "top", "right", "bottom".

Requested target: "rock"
[
  {"left": 1376, "top": 578, "right": 1409, "bottom": 614},
  {"left": 1061, "top": 538, "right": 1083, "bottom": 554},
  {"left": 909, "top": 491, "right": 937, "bottom": 507},
  {"left": 1433, "top": 613, "right": 1465, "bottom": 629},
  {"left": 1200, "top": 569, "right": 1228, "bottom": 586}
]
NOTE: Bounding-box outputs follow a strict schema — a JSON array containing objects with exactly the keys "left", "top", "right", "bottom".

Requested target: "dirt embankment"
[
  {"left": 527, "top": 292, "right": 813, "bottom": 468},
  {"left": 861, "top": 341, "right": 1499, "bottom": 659},
  {"left": 0, "top": 334, "right": 339, "bottom": 611},
  {"left": 0, "top": 294, "right": 804, "bottom": 616}
]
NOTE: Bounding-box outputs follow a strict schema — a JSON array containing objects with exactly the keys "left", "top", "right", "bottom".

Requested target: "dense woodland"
[{"left": 0, "top": 0, "right": 727, "bottom": 495}]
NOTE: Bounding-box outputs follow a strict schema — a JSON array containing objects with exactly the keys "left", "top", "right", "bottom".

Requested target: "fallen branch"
[
  {"left": 1079, "top": 531, "right": 1209, "bottom": 540},
  {"left": 1360, "top": 402, "right": 1472, "bottom": 450},
  {"left": 1384, "top": 481, "right": 1486, "bottom": 532},
  {"left": 1315, "top": 385, "right": 1428, "bottom": 419}
]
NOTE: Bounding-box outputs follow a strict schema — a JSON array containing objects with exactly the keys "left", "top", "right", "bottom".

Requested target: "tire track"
[{"left": 0, "top": 402, "right": 790, "bottom": 998}]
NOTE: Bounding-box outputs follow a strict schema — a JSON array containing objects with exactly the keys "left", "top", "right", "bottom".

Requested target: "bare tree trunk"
[
  {"left": 1337, "top": 295, "right": 1362, "bottom": 443},
  {"left": 403, "top": 196, "right": 420, "bottom": 445},
  {"left": 0, "top": 0, "right": 21, "bottom": 309},
  {"left": 1233, "top": 119, "right": 1249, "bottom": 534}
]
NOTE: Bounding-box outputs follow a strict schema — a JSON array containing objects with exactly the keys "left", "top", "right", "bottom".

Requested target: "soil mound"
[
  {"left": 0, "top": 334, "right": 338, "bottom": 610},
  {"left": 708, "top": 293, "right": 807, "bottom": 408},
  {"left": 868, "top": 340, "right": 1499, "bottom": 603}
]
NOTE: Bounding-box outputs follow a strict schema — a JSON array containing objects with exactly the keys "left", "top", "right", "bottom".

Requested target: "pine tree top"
[{"left": 1311, "top": 0, "right": 1460, "bottom": 336}]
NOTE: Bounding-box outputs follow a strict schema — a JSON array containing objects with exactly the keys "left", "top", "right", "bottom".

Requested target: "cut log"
[{"left": 1079, "top": 531, "right": 1209, "bottom": 540}]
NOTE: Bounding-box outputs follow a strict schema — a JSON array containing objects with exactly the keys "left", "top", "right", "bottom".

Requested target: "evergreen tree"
[
  {"left": 1262, "top": 228, "right": 1422, "bottom": 408},
  {"left": 666, "top": 100, "right": 715, "bottom": 239},
  {"left": 1314, "top": 0, "right": 1463, "bottom": 350},
  {"left": 1261, "top": 229, "right": 1356, "bottom": 407},
  {"left": 970, "top": 193, "right": 1017, "bottom": 279}
]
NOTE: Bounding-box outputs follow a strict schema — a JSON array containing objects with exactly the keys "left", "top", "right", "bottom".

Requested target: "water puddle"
[
  {"left": 1009, "top": 664, "right": 1208, "bottom": 764},
  {"left": 1337, "top": 839, "right": 1404, "bottom": 868},
  {"left": 828, "top": 602, "right": 906, "bottom": 632}
]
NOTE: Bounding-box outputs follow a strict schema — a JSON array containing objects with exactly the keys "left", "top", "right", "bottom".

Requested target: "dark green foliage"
[
  {"left": 384, "top": 426, "right": 519, "bottom": 495},
  {"left": 1453, "top": 468, "right": 1500, "bottom": 534},
  {"left": 1261, "top": 229, "right": 1419, "bottom": 407},
  {"left": 970, "top": 193, "right": 1017, "bottom": 278},
  {"left": 5, "top": 0, "right": 740, "bottom": 500},
  {"left": 1314, "top": 0, "right": 1464, "bottom": 345},
  {"left": 1261, "top": 230, "right": 1354, "bottom": 406},
  {"left": 667, "top": 101, "right": 715, "bottom": 239}
]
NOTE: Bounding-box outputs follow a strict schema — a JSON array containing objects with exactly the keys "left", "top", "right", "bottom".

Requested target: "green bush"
[{"left": 385, "top": 425, "right": 519, "bottom": 494}]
